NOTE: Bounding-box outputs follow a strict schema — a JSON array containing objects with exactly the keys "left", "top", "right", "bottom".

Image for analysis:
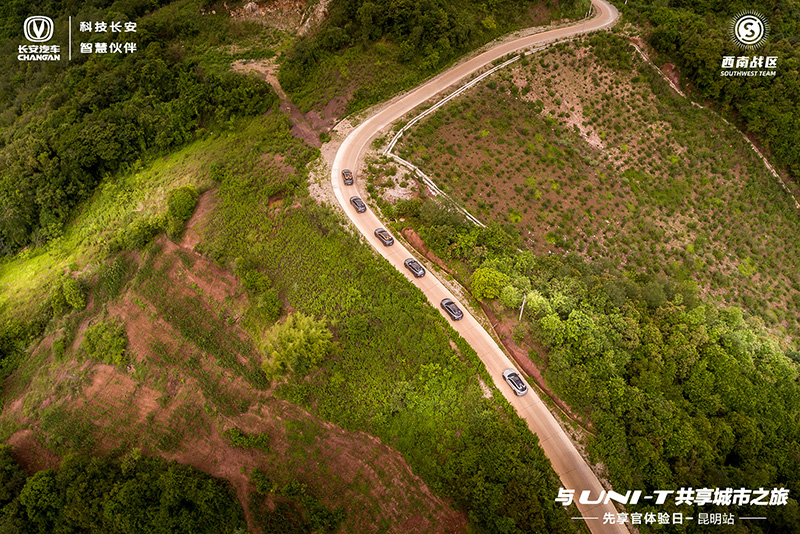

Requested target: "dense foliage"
[
  {"left": 0, "top": 0, "right": 275, "bottom": 253},
  {"left": 397, "top": 199, "right": 800, "bottom": 532},
  {"left": 81, "top": 318, "right": 129, "bottom": 365},
  {"left": 262, "top": 312, "right": 333, "bottom": 380},
  {"left": 618, "top": 0, "right": 800, "bottom": 181},
  {"left": 279, "top": 0, "right": 586, "bottom": 112},
  {"left": 197, "top": 114, "right": 583, "bottom": 533},
  {"left": 0, "top": 447, "right": 246, "bottom": 533}
]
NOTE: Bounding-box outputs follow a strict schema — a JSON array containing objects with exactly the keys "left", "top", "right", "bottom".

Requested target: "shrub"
[
  {"left": 471, "top": 267, "right": 510, "bottom": 301},
  {"left": 500, "top": 285, "right": 523, "bottom": 309},
  {"left": 123, "top": 217, "right": 161, "bottom": 250},
  {"left": 97, "top": 256, "right": 133, "bottom": 300},
  {"left": 262, "top": 313, "right": 332, "bottom": 379},
  {"left": 51, "top": 278, "right": 86, "bottom": 313},
  {"left": 82, "top": 319, "right": 128, "bottom": 366},
  {"left": 223, "top": 428, "right": 270, "bottom": 452},
  {"left": 168, "top": 185, "right": 199, "bottom": 222}
]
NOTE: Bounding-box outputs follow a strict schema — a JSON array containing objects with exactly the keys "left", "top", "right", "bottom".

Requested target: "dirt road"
[{"left": 330, "top": 2, "right": 628, "bottom": 532}]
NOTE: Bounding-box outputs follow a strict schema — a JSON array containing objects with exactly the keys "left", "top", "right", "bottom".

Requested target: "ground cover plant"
[
  {"left": 279, "top": 0, "right": 590, "bottom": 115},
  {"left": 395, "top": 33, "right": 800, "bottom": 346}
]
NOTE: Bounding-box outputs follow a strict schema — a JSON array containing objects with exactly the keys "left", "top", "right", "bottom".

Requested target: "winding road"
[{"left": 330, "top": 1, "right": 626, "bottom": 532}]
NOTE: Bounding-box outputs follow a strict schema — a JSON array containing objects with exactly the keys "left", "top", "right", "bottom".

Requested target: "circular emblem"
[{"left": 729, "top": 11, "right": 770, "bottom": 50}]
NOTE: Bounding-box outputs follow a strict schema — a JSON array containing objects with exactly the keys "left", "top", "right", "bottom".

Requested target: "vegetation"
[
  {"left": 617, "top": 0, "right": 800, "bottom": 181},
  {"left": 166, "top": 185, "right": 199, "bottom": 238},
  {"left": 0, "top": 448, "right": 246, "bottom": 533},
  {"left": 194, "top": 113, "right": 583, "bottom": 533},
  {"left": 279, "top": 0, "right": 589, "bottom": 113},
  {"left": 396, "top": 34, "right": 800, "bottom": 345},
  {"left": 250, "top": 469, "right": 346, "bottom": 533},
  {"left": 385, "top": 35, "right": 800, "bottom": 529},
  {"left": 0, "top": 0, "right": 277, "bottom": 253},
  {"left": 262, "top": 312, "right": 334, "bottom": 380},
  {"left": 82, "top": 318, "right": 129, "bottom": 366},
  {"left": 223, "top": 427, "right": 270, "bottom": 452}
]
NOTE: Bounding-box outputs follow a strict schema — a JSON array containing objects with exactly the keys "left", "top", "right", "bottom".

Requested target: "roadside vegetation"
[
  {"left": 384, "top": 31, "right": 800, "bottom": 532},
  {"left": 0, "top": 103, "right": 586, "bottom": 532},
  {"left": 279, "top": 0, "right": 591, "bottom": 115},
  {"left": 396, "top": 33, "right": 800, "bottom": 345}
]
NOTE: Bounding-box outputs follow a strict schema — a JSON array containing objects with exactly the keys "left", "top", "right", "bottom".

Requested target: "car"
[
  {"left": 502, "top": 368, "right": 528, "bottom": 396},
  {"left": 403, "top": 258, "right": 426, "bottom": 278},
  {"left": 342, "top": 169, "right": 354, "bottom": 185},
  {"left": 374, "top": 228, "right": 394, "bottom": 246},
  {"left": 350, "top": 196, "right": 367, "bottom": 213},
  {"left": 440, "top": 298, "right": 463, "bottom": 321}
]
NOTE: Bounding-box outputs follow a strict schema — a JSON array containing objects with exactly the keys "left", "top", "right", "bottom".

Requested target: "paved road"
[{"left": 331, "top": 1, "right": 627, "bottom": 532}]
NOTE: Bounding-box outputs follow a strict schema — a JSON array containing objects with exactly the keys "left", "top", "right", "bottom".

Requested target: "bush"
[
  {"left": 122, "top": 217, "right": 162, "bottom": 250},
  {"left": 262, "top": 313, "right": 332, "bottom": 379},
  {"left": 82, "top": 319, "right": 128, "bottom": 366},
  {"left": 51, "top": 277, "right": 85, "bottom": 314},
  {"left": 168, "top": 185, "right": 199, "bottom": 222},
  {"left": 61, "top": 279, "right": 85, "bottom": 310},
  {"left": 223, "top": 428, "right": 270, "bottom": 452},
  {"left": 97, "top": 257, "right": 133, "bottom": 300},
  {"left": 500, "top": 285, "right": 523, "bottom": 309},
  {"left": 471, "top": 267, "right": 510, "bottom": 301}
]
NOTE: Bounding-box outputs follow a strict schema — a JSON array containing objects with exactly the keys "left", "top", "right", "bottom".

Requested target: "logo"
[
  {"left": 23, "top": 16, "right": 54, "bottom": 43},
  {"left": 728, "top": 11, "right": 769, "bottom": 51}
]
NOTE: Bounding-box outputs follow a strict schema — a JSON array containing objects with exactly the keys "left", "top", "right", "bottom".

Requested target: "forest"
[
  {"left": 619, "top": 0, "right": 800, "bottom": 181},
  {"left": 0, "top": 0, "right": 275, "bottom": 254},
  {"left": 392, "top": 197, "right": 800, "bottom": 532},
  {"left": 0, "top": 445, "right": 247, "bottom": 533}
]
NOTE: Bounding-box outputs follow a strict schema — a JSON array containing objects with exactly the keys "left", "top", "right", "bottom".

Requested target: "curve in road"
[{"left": 331, "top": 2, "right": 626, "bottom": 533}]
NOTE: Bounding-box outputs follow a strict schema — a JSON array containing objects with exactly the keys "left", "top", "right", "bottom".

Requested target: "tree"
[
  {"left": 499, "top": 285, "right": 522, "bottom": 309},
  {"left": 471, "top": 267, "right": 510, "bottom": 301},
  {"left": 18, "top": 471, "right": 62, "bottom": 532},
  {"left": 167, "top": 185, "right": 198, "bottom": 222},
  {"left": 262, "top": 313, "right": 333, "bottom": 379}
]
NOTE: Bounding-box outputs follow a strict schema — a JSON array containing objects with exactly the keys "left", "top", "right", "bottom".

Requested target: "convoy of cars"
[{"left": 344, "top": 168, "right": 528, "bottom": 396}]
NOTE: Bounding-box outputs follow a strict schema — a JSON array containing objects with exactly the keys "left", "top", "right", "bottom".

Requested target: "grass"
[
  {"left": 395, "top": 35, "right": 800, "bottom": 347},
  {"left": 0, "top": 109, "right": 585, "bottom": 532}
]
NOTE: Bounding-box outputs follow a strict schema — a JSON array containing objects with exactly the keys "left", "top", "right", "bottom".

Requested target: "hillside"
[{"left": 395, "top": 33, "right": 800, "bottom": 347}]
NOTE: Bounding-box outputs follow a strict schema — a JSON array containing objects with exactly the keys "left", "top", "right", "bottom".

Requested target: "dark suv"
[
  {"left": 342, "top": 169, "right": 354, "bottom": 185},
  {"left": 440, "top": 298, "right": 463, "bottom": 321},
  {"left": 350, "top": 196, "right": 367, "bottom": 213},
  {"left": 403, "top": 258, "right": 426, "bottom": 278},
  {"left": 374, "top": 228, "right": 394, "bottom": 246}
]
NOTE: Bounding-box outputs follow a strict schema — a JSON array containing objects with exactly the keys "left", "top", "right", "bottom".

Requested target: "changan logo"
[
  {"left": 23, "top": 16, "right": 54, "bottom": 43},
  {"left": 729, "top": 10, "right": 770, "bottom": 51}
]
